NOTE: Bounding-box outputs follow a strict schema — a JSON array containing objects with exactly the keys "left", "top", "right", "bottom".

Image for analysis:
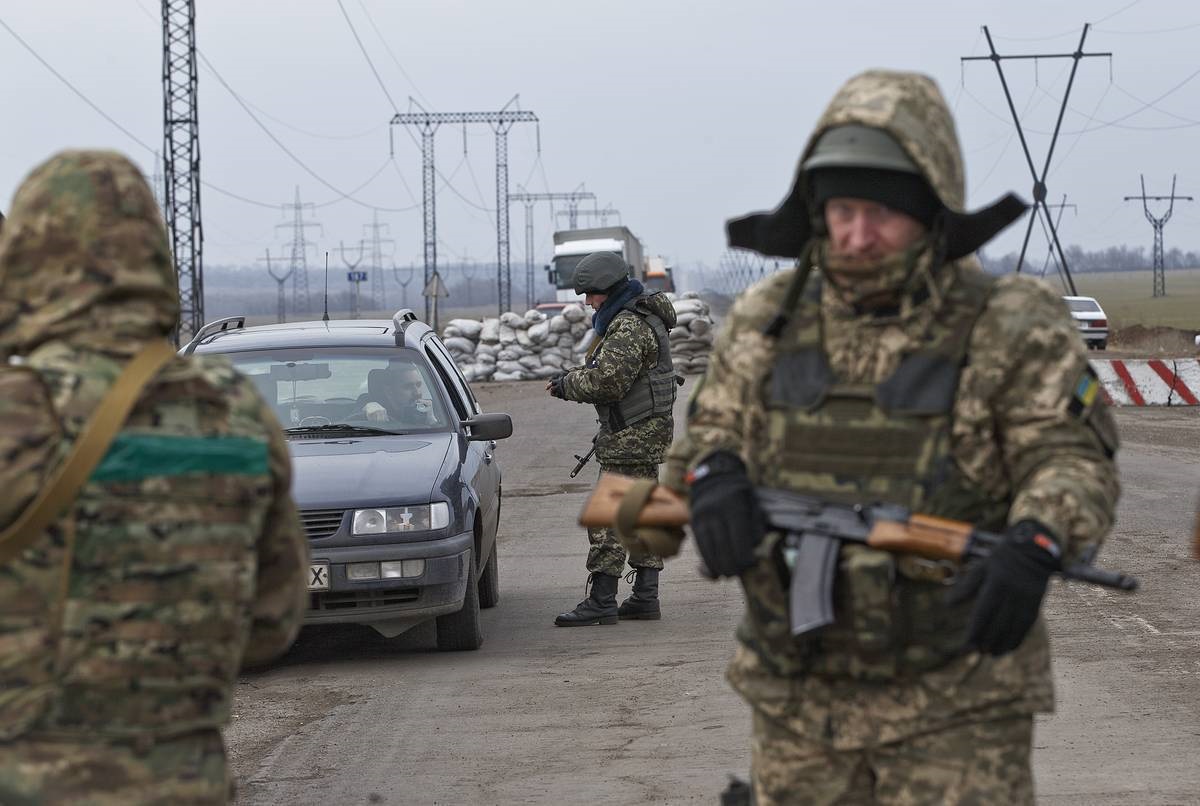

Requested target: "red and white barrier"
[{"left": 1091, "top": 358, "right": 1200, "bottom": 406}]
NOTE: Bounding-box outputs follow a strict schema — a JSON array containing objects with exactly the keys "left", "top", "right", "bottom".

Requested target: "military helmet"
[
  {"left": 802, "top": 124, "right": 922, "bottom": 175},
  {"left": 573, "top": 251, "right": 629, "bottom": 295}
]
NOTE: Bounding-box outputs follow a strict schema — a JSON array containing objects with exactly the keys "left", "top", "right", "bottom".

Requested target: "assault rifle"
[
  {"left": 569, "top": 443, "right": 597, "bottom": 479},
  {"left": 579, "top": 473, "right": 1138, "bottom": 635}
]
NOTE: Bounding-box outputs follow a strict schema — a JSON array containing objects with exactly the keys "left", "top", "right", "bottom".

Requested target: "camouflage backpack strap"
[{"left": 0, "top": 340, "right": 176, "bottom": 565}]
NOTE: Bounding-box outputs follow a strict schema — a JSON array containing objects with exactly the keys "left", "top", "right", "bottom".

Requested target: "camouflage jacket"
[
  {"left": 561, "top": 296, "right": 677, "bottom": 465},
  {"left": 0, "top": 151, "right": 309, "bottom": 746},
  {"left": 666, "top": 71, "right": 1120, "bottom": 748}
]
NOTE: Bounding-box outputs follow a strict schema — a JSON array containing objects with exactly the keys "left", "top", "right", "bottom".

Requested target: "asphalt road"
[{"left": 226, "top": 382, "right": 1200, "bottom": 806}]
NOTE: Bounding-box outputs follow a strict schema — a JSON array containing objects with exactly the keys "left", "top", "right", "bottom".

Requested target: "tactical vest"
[
  {"left": 740, "top": 265, "right": 1011, "bottom": 682},
  {"left": 592, "top": 294, "right": 677, "bottom": 433},
  {"left": 0, "top": 365, "right": 272, "bottom": 744}
]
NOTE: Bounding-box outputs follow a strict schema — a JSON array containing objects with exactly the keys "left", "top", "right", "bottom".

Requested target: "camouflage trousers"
[
  {"left": 0, "top": 730, "right": 231, "bottom": 805},
  {"left": 750, "top": 709, "right": 1034, "bottom": 805},
  {"left": 586, "top": 462, "right": 664, "bottom": 577}
]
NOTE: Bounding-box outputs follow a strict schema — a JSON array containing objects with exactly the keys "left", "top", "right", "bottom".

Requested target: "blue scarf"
[{"left": 591, "top": 279, "right": 644, "bottom": 337}]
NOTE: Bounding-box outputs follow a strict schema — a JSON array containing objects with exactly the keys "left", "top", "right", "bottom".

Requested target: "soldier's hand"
[
  {"left": 546, "top": 374, "right": 568, "bottom": 399},
  {"left": 686, "top": 451, "right": 766, "bottom": 578},
  {"left": 948, "top": 519, "right": 1061, "bottom": 656}
]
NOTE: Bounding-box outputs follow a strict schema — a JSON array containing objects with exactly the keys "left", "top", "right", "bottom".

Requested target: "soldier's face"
[
  {"left": 585, "top": 292, "right": 607, "bottom": 311},
  {"left": 824, "top": 198, "right": 926, "bottom": 262}
]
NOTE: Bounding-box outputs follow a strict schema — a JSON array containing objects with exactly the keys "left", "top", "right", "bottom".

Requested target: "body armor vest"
[
  {"left": 741, "top": 265, "right": 1010, "bottom": 682},
  {"left": 592, "top": 294, "right": 677, "bottom": 433}
]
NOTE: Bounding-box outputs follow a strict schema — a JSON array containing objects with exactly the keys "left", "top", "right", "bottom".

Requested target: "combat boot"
[
  {"left": 554, "top": 573, "right": 619, "bottom": 626},
  {"left": 618, "top": 568, "right": 661, "bottom": 620}
]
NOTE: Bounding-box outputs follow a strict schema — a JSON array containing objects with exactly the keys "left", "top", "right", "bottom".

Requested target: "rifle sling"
[
  {"left": 0, "top": 340, "right": 176, "bottom": 565},
  {"left": 614, "top": 478, "right": 658, "bottom": 546}
]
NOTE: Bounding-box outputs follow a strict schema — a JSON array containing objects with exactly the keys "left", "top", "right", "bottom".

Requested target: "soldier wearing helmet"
[
  {"left": 548, "top": 251, "right": 680, "bottom": 626},
  {"left": 659, "top": 71, "right": 1120, "bottom": 803}
]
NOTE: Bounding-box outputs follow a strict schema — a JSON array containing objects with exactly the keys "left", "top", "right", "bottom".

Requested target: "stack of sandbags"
[
  {"left": 443, "top": 293, "right": 718, "bottom": 381},
  {"left": 442, "top": 305, "right": 595, "bottom": 382},
  {"left": 669, "top": 292, "right": 715, "bottom": 375}
]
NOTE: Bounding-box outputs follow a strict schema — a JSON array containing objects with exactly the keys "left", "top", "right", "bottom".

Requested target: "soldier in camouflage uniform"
[
  {"left": 549, "top": 251, "right": 679, "bottom": 625},
  {"left": 0, "top": 151, "right": 309, "bottom": 804},
  {"left": 661, "top": 72, "right": 1120, "bottom": 804}
]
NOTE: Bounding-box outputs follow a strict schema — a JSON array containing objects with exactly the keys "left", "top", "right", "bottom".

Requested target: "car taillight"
[{"left": 1094, "top": 319, "right": 1107, "bottom": 328}]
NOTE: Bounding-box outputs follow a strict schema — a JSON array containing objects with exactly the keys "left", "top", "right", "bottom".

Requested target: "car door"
[{"left": 422, "top": 337, "right": 500, "bottom": 547}]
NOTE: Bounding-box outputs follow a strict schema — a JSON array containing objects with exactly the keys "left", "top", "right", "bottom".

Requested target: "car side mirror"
[{"left": 463, "top": 412, "right": 513, "bottom": 442}]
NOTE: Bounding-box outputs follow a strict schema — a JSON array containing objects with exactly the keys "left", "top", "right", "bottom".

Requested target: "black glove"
[
  {"left": 547, "top": 374, "right": 567, "bottom": 399},
  {"left": 947, "top": 519, "right": 1062, "bottom": 657},
  {"left": 687, "top": 451, "right": 767, "bottom": 578}
]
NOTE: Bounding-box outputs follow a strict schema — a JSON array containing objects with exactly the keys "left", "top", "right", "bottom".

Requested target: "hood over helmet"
[
  {"left": 0, "top": 150, "right": 178, "bottom": 357},
  {"left": 726, "top": 70, "right": 1027, "bottom": 261}
]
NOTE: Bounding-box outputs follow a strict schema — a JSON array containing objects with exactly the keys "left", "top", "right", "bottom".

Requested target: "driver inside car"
[{"left": 357, "top": 362, "right": 436, "bottom": 427}]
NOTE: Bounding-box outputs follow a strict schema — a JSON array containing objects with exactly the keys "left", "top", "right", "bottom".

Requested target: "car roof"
[
  {"left": 1062, "top": 295, "right": 1100, "bottom": 302},
  {"left": 183, "top": 310, "right": 434, "bottom": 355}
]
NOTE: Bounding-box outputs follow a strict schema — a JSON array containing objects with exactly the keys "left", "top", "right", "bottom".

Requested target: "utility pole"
[
  {"left": 962, "top": 24, "right": 1111, "bottom": 296},
  {"left": 259, "top": 248, "right": 293, "bottom": 324},
  {"left": 392, "top": 262, "right": 416, "bottom": 310},
  {"left": 1037, "top": 195, "right": 1077, "bottom": 288},
  {"left": 362, "top": 210, "right": 393, "bottom": 315},
  {"left": 340, "top": 240, "right": 367, "bottom": 319},
  {"left": 1124, "top": 175, "right": 1193, "bottom": 297},
  {"left": 390, "top": 96, "right": 538, "bottom": 318},
  {"left": 161, "top": 0, "right": 203, "bottom": 342},
  {"left": 277, "top": 187, "right": 322, "bottom": 315},
  {"left": 508, "top": 187, "right": 596, "bottom": 310}
]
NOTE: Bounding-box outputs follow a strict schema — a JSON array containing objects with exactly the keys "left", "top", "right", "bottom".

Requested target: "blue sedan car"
[{"left": 183, "top": 310, "right": 513, "bottom": 651}]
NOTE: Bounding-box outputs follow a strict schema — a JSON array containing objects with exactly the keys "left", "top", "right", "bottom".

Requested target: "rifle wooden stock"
[{"left": 578, "top": 473, "right": 690, "bottom": 528}]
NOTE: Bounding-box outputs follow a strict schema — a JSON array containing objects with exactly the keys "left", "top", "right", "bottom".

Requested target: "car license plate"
[{"left": 308, "top": 563, "right": 330, "bottom": 591}]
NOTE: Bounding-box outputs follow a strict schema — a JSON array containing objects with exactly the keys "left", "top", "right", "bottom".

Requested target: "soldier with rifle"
[
  {"left": 593, "top": 71, "right": 1124, "bottom": 804},
  {"left": 546, "top": 251, "right": 680, "bottom": 626}
]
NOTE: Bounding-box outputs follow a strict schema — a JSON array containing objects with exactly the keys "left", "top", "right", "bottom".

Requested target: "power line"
[
  {"left": 355, "top": 0, "right": 434, "bottom": 110},
  {"left": 336, "top": 0, "right": 399, "bottom": 113}
]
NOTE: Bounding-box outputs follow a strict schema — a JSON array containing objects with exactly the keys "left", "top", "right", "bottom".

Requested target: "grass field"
[{"left": 1071, "top": 269, "right": 1200, "bottom": 331}]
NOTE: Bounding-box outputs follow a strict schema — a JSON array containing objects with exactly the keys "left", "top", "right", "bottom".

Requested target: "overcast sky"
[{"left": 3, "top": 0, "right": 1200, "bottom": 280}]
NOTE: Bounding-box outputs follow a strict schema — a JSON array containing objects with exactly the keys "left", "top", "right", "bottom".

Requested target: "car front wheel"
[
  {"left": 478, "top": 538, "right": 500, "bottom": 609},
  {"left": 436, "top": 555, "right": 482, "bottom": 651}
]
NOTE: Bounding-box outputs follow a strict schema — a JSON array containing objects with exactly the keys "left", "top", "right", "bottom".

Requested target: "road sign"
[
  {"left": 422, "top": 271, "right": 450, "bottom": 298},
  {"left": 347, "top": 271, "right": 368, "bottom": 282}
]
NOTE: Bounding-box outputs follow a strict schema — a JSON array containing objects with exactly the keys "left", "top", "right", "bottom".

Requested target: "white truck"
[{"left": 546, "top": 226, "right": 646, "bottom": 305}]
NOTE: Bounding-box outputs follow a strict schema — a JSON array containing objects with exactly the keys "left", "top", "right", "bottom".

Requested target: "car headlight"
[{"left": 352, "top": 502, "right": 450, "bottom": 535}]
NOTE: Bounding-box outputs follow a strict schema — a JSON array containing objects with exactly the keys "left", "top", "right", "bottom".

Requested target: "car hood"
[{"left": 288, "top": 432, "right": 454, "bottom": 509}]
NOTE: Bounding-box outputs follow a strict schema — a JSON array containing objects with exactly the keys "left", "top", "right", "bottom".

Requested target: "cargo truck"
[{"left": 546, "top": 226, "right": 645, "bottom": 304}]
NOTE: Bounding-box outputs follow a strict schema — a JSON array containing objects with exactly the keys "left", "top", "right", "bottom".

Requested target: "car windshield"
[
  {"left": 226, "top": 347, "right": 451, "bottom": 434},
  {"left": 1065, "top": 298, "right": 1102, "bottom": 313}
]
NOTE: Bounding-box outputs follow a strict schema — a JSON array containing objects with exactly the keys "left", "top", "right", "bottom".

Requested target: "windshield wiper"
[{"left": 284, "top": 423, "right": 406, "bottom": 436}]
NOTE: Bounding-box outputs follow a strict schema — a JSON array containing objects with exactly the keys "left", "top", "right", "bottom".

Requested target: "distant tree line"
[{"left": 978, "top": 244, "right": 1200, "bottom": 275}]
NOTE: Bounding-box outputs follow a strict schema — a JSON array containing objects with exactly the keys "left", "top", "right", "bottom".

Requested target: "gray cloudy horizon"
[{"left": 3, "top": 0, "right": 1200, "bottom": 286}]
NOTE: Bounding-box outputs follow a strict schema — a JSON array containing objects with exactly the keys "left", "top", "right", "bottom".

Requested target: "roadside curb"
[{"left": 1091, "top": 358, "right": 1200, "bottom": 406}]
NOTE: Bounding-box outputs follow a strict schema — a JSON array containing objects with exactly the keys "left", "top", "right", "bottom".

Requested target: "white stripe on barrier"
[{"left": 1090, "top": 358, "right": 1200, "bottom": 406}]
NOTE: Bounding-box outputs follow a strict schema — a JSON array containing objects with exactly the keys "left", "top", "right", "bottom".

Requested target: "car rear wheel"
[
  {"left": 478, "top": 537, "right": 500, "bottom": 609},
  {"left": 1090, "top": 339, "right": 1107, "bottom": 351},
  {"left": 436, "top": 554, "right": 482, "bottom": 651}
]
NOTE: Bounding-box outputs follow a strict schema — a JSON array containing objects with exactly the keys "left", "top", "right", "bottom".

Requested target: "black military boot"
[
  {"left": 618, "top": 568, "right": 661, "bottom": 620},
  {"left": 554, "top": 573, "right": 619, "bottom": 626}
]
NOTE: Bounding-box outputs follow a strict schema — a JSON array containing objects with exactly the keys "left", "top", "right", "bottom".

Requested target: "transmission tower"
[
  {"left": 961, "top": 24, "right": 1111, "bottom": 296},
  {"left": 362, "top": 210, "right": 394, "bottom": 315},
  {"left": 161, "top": 0, "right": 203, "bottom": 342},
  {"left": 1037, "top": 195, "right": 1077, "bottom": 289},
  {"left": 259, "top": 248, "right": 294, "bottom": 324},
  {"left": 508, "top": 187, "right": 596, "bottom": 310},
  {"left": 1124, "top": 175, "right": 1193, "bottom": 298},
  {"left": 392, "top": 262, "right": 416, "bottom": 310},
  {"left": 390, "top": 96, "right": 538, "bottom": 317},
  {"left": 340, "top": 240, "right": 367, "bottom": 319},
  {"left": 277, "top": 188, "right": 322, "bottom": 315}
]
